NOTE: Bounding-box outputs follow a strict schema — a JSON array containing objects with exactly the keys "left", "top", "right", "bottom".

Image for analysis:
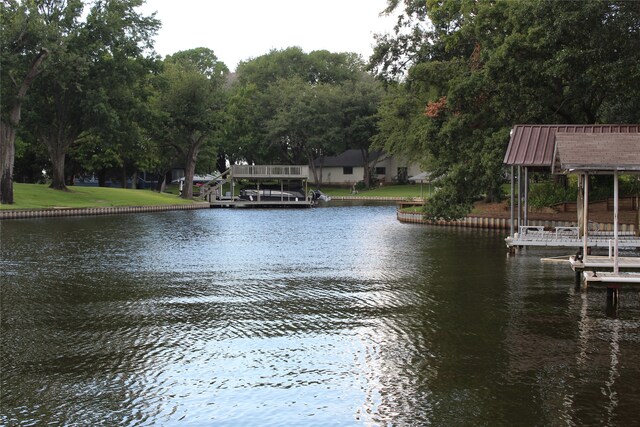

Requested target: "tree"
[
  {"left": 372, "top": 0, "right": 640, "bottom": 219},
  {"left": 1, "top": 0, "right": 51, "bottom": 203},
  {"left": 73, "top": 0, "right": 160, "bottom": 189},
  {"left": 156, "top": 48, "right": 228, "bottom": 199},
  {"left": 228, "top": 47, "right": 375, "bottom": 177},
  {"left": 22, "top": 0, "right": 85, "bottom": 190},
  {"left": 264, "top": 77, "right": 345, "bottom": 185}
]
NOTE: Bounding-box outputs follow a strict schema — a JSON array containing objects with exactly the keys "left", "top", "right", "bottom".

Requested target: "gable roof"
[
  {"left": 552, "top": 133, "right": 640, "bottom": 173},
  {"left": 503, "top": 124, "right": 640, "bottom": 167},
  {"left": 314, "top": 149, "right": 385, "bottom": 167}
]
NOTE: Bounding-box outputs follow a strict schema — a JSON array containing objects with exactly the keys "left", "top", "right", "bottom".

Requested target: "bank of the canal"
[{"left": 0, "top": 184, "right": 208, "bottom": 219}]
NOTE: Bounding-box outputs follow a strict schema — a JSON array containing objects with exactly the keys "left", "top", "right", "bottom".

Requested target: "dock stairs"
[{"left": 200, "top": 168, "right": 231, "bottom": 202}]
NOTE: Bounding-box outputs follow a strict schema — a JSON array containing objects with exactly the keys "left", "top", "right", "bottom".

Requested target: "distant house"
[{"left": 311, "top": 149, "right": 423, "bottom": 186}]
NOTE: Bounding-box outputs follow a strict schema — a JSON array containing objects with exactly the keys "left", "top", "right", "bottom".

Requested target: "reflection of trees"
[
  {"left": 502, "top": 254, "right": 640, "bottom": 426},
  {"left": 355, "top": 228, "right": 516, "bottom": 425}
]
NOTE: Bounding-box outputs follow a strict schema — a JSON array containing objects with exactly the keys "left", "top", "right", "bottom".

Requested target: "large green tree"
[
  {"left": 155, "top": 48, "right": 228, "bottom": 199},
  {"left": 228, "top": 47, "right": 381, "bottom": 185},
  {"left": 1, "top": 0, "right": 52, "bottom": 203},
  {"left": 373, "top": 0, "right": 640, "bottom": 219}
]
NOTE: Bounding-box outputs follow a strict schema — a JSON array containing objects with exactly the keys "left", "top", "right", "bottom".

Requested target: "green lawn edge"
[
  {"left": 1, "top": 183, "right": 197, "bottom": 210},
  {"left": 320, "top": 184, "right": 427, "bottom": 198}
]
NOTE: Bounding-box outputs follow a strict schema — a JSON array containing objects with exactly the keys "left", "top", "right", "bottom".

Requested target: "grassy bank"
[
  {"left": 321, "top": 184, "right": 427, "bottom": 198},
  {"left": 0, "top": 184, "right": 196, "bottom": 210}
]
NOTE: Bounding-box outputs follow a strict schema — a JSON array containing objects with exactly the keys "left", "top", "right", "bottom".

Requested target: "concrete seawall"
[
  {"left": 0, "top": 203, "right": 210, "bottom": 220},
  {"left": 397, "top": 210, "right": 637, "bottom": 233}
]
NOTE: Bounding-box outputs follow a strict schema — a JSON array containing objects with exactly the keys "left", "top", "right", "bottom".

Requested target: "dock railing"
[{"left": 231, "top": 165, "right": 309, "bottom": 179}]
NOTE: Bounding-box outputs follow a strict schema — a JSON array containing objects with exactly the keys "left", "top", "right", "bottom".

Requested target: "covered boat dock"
[
  {"left": 551, "top": 132, "right": 640, "bottom": 286},
  {"left": 503, "top": 125, "right": 640, "bottom": 250},
  {"left": 200, "top": 165, "right": 318, "bottom": 208}
]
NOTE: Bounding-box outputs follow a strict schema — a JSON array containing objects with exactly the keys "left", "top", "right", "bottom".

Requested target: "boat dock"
[
  {"left": 503, "top": 125, "right": 640, "bottom": 306},
  {"left": 506, "top": 226, "right": 640, "bottom": 248},
  {"left": 200, "top": 165, "right": 319, "bottom": 208}
]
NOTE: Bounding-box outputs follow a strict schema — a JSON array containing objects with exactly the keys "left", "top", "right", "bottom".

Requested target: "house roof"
[
  {"left": 503, "top": 124, "right": 640, "bottom": 167},
  {"left": 552, "top": 133, "right": 640, "bottom": 173},
  {"left": 314, "top": 149, "right": 384, "bottom": 167}
]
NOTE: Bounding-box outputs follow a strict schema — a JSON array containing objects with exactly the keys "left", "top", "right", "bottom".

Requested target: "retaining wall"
[
  {"left": 0, "top": 203, "right": 210, "bottom": 220},
  {"left": 397, "top": 210, "right": 637, "bottom": 233}
]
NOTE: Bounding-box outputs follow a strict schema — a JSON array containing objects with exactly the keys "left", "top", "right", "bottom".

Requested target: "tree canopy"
[{"left": 372, "top": 0, "right": 640, "bottom": 219}]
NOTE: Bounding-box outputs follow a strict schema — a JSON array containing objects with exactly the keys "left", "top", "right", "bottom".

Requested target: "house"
[{"left": 311, "top": 149, "right": 423, "bottom": 187}]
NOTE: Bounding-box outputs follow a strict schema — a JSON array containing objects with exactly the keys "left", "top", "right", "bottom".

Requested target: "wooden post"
[
  {"left": 517, "top": 166, "right": 521, "bottom": 235},
  {"left": 510, "top": 165, "right": 515, "bottom": 238},
  {"left": 583, "top": 172, "right": 589, "bottom": 263},
  {"left": 524, "top": 166, "right": 529, "bottom": 227},
  {"left": 614, "top": 169, "right": 619, "bottom": 274}
]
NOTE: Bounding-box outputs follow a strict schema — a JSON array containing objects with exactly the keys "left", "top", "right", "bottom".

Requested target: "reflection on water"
[{"left": 1, "top": 205, "right": 640, "bottom": 426}]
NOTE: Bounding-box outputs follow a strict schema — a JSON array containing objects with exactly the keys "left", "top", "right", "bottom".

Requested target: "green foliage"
[
  {"left": 372, "top": 0, "right": 640, "bottom": 219},
  {"left": 227, "top": 47, "right": 383, "bottom": 188},
  {"left": 527, "top": 181, "right": 578, "bottom": 208}
]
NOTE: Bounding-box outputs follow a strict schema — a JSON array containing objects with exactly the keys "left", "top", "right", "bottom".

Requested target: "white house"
[{"left": 311, "top": 149, "right": 423, "bottom": 187}]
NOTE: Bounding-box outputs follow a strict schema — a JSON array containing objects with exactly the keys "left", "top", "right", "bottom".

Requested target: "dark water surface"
[{"left": 2, "top": 204, "right": 640, "bottom": 426}]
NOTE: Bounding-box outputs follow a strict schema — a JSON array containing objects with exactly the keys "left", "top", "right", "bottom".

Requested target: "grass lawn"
[
  {"left": 1, "top": 183, "right": 196, "bottom": 210},
  {"left": 321, "top": 184, "right": 428, "bottom": 198}
]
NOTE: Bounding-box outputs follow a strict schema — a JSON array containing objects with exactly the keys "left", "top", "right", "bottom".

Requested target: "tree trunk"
[
  {"left": 0, "top": 48, "right": 49, "bottom": 204},
  {"left": 306, "top": 150, "right": 322, "bottom": 190},
  {"left": 181, "top": 136, "right": 203, "bottom": 199},
  {"left": 0, "top": 120, "right": 17, "bottom": 204},
  {"left": 131, "top": 171, "right": 138, "bottom": 189},
  {"left": 46, "top": 138, "right": 67, "bottom": 191},
  {"left": 160, "top": 172, "right": 169, "bottom": 193},
  {"left": 98, "top": 170, "right": 107, "bottom": 187},
  {"left": 216, "top": 152, "right": 226, "bottom": 174},
  {"left": 361, "top": 148, "right": 371, "bottom": 189}
]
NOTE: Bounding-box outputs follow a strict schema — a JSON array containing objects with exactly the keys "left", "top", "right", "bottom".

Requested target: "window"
[
  {"left": 343, "top": 166, "right": 353, "bottom": 175},
  {"left": 375, "top": 167, "right": 386, "bottom": 175}
]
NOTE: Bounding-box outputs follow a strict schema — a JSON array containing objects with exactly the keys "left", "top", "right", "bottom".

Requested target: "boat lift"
[{"left": 200, "top": 165, "right": 325, "bottom": 208}]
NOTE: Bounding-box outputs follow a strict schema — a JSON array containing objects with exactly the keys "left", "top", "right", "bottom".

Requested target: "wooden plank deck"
[
  {"left": 570, "top": 255, "right": 640, "bottom": 271},
  {"left": 583, "top": 271, "right": 640, "bottom": 284},
  {"left": 506, "top": 229, "right": 640, "bottom": 248}
]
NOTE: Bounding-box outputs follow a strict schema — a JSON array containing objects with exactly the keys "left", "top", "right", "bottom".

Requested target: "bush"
[{"left": 528, "top": 181, "right": 578, "bottom": 208}]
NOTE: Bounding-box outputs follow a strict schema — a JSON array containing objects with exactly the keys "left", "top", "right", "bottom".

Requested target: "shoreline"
[
  {"left": 0, "top": 203, "right": 210, "bottom": 220},
  {"left": 396, "top": 210, "right": 637, "bottom": 233}
]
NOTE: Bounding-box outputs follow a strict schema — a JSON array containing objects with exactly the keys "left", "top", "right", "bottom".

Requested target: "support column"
[
  {"left": 517, "top": 166, "right": 522, "bottom": 235},
  {"left": 510, "top": 165, "right": 515, "bottom": 238},
  {"left": 524, "top": 167, "right": 529, "bottom": 226},
  {"left": 583, "top": 173, "right": 589, "bottom": 263},
  {"left": 614, "top": 169, "right": 619, "bottom": 274}
]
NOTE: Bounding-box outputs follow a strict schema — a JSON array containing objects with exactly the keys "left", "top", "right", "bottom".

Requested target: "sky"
[{"left": 137, "top": 0, "right": 397, "bottom": 71}]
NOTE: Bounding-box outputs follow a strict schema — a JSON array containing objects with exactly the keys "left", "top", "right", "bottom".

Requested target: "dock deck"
[
  {"left": 506, "top": 226, "right": 640, "bottom": 248},
  {"left": 583, "top": 271, "right": 640, "bottom": 285},
  {"left": 569, "top": 255, "right": 640, "bottom": 271}
]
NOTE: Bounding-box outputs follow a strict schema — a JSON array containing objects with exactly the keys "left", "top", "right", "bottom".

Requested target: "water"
[{"left": 1, "top": 204, "right": 640, "bottom": 426}]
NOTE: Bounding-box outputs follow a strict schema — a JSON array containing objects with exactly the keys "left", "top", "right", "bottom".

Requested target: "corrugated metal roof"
[
  {"left": 503, "top": 124, "right": 640, "bottom": 167},
  {"left": 553, "top": 133, "right": 640, "bottom": 173}
]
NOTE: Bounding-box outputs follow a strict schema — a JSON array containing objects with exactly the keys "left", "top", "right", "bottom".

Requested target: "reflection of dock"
[{"left": 201, "top": 165, "right": 317, "bottom": 208}]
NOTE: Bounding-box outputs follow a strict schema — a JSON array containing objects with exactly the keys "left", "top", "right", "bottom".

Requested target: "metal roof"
[
  {"left": 552, "top": 133, "right": 640, "bottom": 173},
  {"left": 503, "top": 124, "right": 640, "bottom": 167}
]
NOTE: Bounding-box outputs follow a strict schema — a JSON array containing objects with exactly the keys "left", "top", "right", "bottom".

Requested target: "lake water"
[{"left": 1, "top": 204, "right": 640, "bottom": 426}]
